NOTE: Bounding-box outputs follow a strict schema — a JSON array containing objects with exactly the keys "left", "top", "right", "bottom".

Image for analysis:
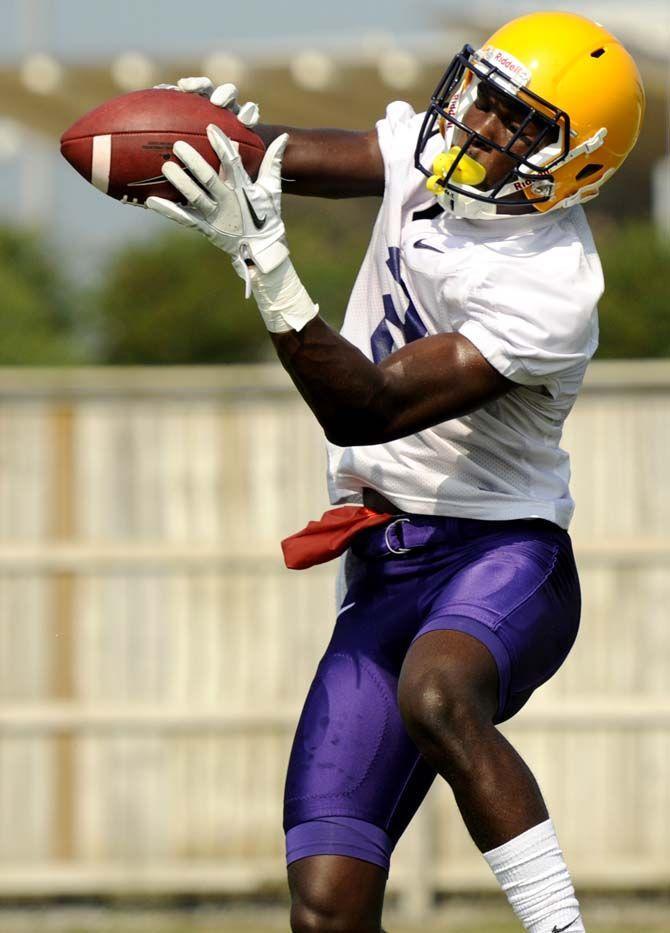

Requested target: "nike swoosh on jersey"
[
  {"left": 552, "top": 916, "right": 581, "bottom": 933},
  {"left": 414, "top": 238, "right": 444, "bottom": 254},
  {"left": 242, "top": 190, "right": 268, "bottom": 229},
  {"left": 336, "top": 601, "right": 356, "bottom": 618}
]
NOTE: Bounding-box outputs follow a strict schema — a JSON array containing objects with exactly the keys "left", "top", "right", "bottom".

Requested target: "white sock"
[{"left": 483, "top": 819, "right": 585, "bottom": 933}]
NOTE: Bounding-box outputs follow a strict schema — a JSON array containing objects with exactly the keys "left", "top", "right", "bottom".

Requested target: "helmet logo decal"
[{"left": 478, "top": 46, "right": 532, "bottom": 90}]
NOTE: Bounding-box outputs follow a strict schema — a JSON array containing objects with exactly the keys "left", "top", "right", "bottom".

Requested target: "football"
[{"left": 60, "top": 88, "right": 266, "bottom": 206}]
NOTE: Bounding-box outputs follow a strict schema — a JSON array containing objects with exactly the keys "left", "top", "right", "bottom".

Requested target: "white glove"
[
  {"left": 147, "top": 124, "right": 289, "bottom": 285},
  {"left": 153, "top": 77, "right": 260, "bottom": 127},
  {"left": 146, "top": 126, "right": 318, "bottom": 334}
]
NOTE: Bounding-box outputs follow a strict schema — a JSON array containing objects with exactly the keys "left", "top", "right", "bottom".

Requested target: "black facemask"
[{"left": 414, "top": 45, "right": 570, "bottom": 209}]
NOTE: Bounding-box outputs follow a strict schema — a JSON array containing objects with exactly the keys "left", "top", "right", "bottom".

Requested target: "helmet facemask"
[{"left": 415, "top": 45, "right": 571, "bottom": 219}]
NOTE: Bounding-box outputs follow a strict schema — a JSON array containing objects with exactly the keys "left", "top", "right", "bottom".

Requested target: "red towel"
[{"left": 281, "top": 506, "right": 392, "bottom": 570}]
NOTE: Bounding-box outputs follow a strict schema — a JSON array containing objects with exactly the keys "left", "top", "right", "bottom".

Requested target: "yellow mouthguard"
[{"left": 426, "top": 147, "right": 487, "bottom": 193}]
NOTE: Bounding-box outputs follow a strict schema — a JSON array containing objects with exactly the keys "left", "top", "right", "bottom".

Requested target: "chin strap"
[
  {"left": 553, "top": 127, "right": 608, "bottom": 166},
  {"left": 558, "top": 165, "right": 616, "bottom": 209},
  {"left": 432, "top": 126, "right": 608, "bottom": 219},
  {"left": 523, "top": 126, "right": 608, "bottom": 208}
]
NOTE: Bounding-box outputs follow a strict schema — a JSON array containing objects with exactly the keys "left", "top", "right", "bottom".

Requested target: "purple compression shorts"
[{"left": 284, "top": 514, "right": 581, "bottom": 873}]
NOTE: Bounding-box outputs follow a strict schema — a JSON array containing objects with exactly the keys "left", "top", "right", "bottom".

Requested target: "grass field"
[
  {"left": 2, "top": 926, "right": 654, "bottom": 933},
  {"left": 1, "top": 903, "right": 669, "bottom": 933},
  {"left": 0, "top": 922, "right": 665, "bottom": 933},
  {"left": 0, "top": 922, "right": 656, "bottom": 933}
]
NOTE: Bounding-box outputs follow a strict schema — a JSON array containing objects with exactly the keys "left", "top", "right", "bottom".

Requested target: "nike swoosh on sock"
[{"left": 552, "top": 916, "right": 581, "bottom": 933}]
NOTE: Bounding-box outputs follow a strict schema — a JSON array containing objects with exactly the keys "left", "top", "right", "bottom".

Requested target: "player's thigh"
[
  {"left": 410, "top": 524, "right": 581, "bottom": 723},
  {"left": 284, "top": 553, "right": 437, "bottom": 858},
  {"left": 283, "top": 632, "right": 436, "bottom": 842}
]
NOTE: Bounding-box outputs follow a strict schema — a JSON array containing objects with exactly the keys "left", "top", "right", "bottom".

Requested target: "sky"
[
  {"left": 2, "top": 0, "right": 430, "bottom": 62},
  {"left": 2, "top": 0, "right": 663, "bottom": 63}
]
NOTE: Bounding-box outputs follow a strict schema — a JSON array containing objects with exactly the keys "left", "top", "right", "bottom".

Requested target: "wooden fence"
[{"left": 0, "top": 363, "right": 668, "bottom": 913}]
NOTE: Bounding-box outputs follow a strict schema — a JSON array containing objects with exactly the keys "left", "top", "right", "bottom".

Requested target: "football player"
[{"left": 147, "top": 11, "right": 645, "bottom": 933}]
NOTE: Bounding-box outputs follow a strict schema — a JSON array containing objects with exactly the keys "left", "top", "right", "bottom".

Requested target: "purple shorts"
[{"left": 284, "top": 514, "right": 581, "bottom": 872}]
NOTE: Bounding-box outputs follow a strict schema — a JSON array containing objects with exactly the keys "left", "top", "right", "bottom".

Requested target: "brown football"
[{"left": 60, "top": 88, "right": 266, "bottom": 206}]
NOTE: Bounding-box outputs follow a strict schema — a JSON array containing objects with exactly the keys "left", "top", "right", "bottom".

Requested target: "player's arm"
[
  {"left": 254, "top": 125, "right": 384, "bottom": 199},
  {"left": 144, "top": 119, "right": 516, "bottom": 435},
  {"left": 270, "top": 317, "right": 515, "bottom": 445}
]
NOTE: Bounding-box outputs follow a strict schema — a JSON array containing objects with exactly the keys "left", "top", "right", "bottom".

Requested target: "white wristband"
[{"left": 247, "top": 258, "right": 319, "bottom": 334}]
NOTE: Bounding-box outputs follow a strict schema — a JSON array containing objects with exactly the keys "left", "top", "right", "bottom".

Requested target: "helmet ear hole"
[
  {"left": 591, "top": 48, "right": 606, "bottom": 58},
  {"left": 576, "top": 163, "right": 603, "bottom": 180}
]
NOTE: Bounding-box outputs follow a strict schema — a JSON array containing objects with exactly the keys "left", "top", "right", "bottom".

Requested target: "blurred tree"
[
  {"left": 92, "top": 207, "right": 666, "bottom": 364},
  {"left": 1, "top": 212, "right": 666, "bottom": 366},
  {"left": 0, "top": 226, "right": 83, "bottom": 364},
  {"left": 283, "top": 197, "right": 378, "bottom": 328},
  {"left": 91, "top": 197, "right": 378, "bottom": 363},
  {"left": 91, "top": 230, "right": 265, "bottom": 364},
  {"left": 594, "top": 221, "right": 670, "bottom": 358}
]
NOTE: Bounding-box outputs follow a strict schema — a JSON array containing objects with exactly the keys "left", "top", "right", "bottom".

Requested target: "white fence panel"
[{"left": 0, "top": 363, "right": 668, "bottom": 909}]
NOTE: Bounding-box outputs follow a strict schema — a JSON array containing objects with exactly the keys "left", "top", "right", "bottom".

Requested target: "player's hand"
[
  {"left": 146, "top": 125, "right": 289, "bottom": 294},
  {"left": 153, "top": 77, "right": 260, "bottom": 127}
]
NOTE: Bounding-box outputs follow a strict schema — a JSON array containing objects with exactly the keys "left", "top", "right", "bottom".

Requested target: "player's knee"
[
  {"left": 290, "top": 899, "right": 380, "bottom": 933},
  {"left": 398, "top": 665, "right": 488, "bottom": 770},
  {"left": 288, "top": 852, "right": 385, "bottom": 933}
]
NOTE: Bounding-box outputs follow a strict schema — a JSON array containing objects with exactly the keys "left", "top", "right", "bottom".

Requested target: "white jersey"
[{"left": 326, "top": 102, "right": 603, "bottom": 530}]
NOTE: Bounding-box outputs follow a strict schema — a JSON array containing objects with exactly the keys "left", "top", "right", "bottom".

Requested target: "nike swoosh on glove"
[{"left": 146, "top": 126, "right": 290, "bottom": 296}]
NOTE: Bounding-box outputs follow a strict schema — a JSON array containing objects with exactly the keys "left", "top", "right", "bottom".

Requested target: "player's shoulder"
[
  {"left": 472, "top": 207, "right": 604, "bottom": 315},
  {"left": 534, "top": 205, "right": 599, "bottom": 260},
  {"left": 531, "top": 208, "right": 604, "bottom": 312},
  {"left": 377, "top": 101, "right": 423, "bottom": 133},
  {"left": 376, "top": 101, "right": 440, "bottom": 210},
  {"left": 376, "top": 101, "right": 427, "bottom": 164}
]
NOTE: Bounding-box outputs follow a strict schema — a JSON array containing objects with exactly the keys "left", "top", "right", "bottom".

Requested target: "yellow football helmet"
[{"left": 415, "top": 11, "right": 646, "bottom": 218}]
